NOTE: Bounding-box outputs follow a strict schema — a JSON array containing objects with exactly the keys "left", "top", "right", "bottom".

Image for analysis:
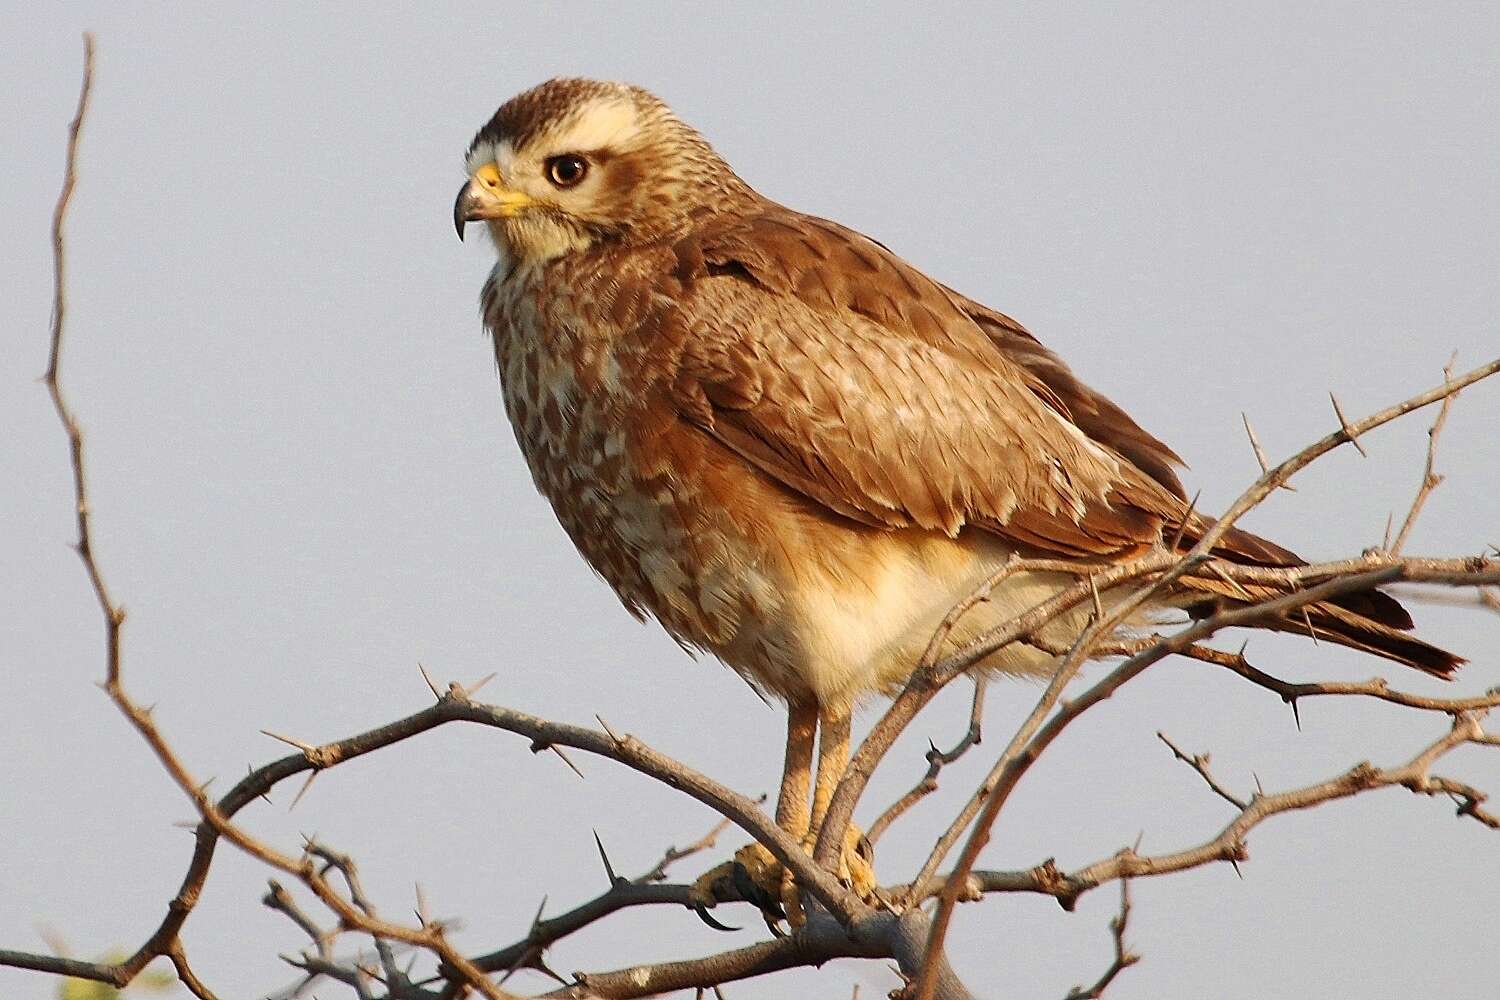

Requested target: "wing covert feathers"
[{"left": 662, "top": 202, "right": 1460, "bottom": 676}]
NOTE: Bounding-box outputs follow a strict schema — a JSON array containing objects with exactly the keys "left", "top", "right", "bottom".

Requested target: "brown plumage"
[{"left": 454, "top": 78, "right": 1459, "bottom": 904}]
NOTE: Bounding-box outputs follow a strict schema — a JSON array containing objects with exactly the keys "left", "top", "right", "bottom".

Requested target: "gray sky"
[{"left": 4, "top": 4, "right": 1498, "bottom": 999}]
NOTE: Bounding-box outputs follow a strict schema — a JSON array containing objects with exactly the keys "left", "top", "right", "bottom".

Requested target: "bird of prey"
[{"left": 454, "top": 78, "right": 1459, "bottom": 925}]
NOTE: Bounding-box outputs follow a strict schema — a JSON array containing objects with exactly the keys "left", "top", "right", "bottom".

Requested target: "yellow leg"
[
  {"left": 810, "top": 705, "right": 851, "bottom": 835},
  {"left": 771, "top": 699, "right": 818, "bottom": 925},
  {"left": 809, "top": 705, "right": 876, "bottom": 901},
  {"left": 777, "top": 699, "right": 817, "bottom": 838}
]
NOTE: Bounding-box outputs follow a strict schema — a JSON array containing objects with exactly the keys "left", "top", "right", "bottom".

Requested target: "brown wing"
[
  {"left": 950, "top": 292, "right": 1190, "bottom": 500},
  {"left": 666, "top": 208, "right": 1185, "bottom": 559},
  {"left": 661, "top": 204, "right": 1460, "bottom": 676}
]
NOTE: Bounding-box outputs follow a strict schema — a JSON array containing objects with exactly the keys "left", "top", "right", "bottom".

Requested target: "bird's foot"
[
  {"left": 689, "top": 842, "right": 791, "bottom": 933},
  {"left": 821, "top": 822, "right": 877, "bottom": 903},
  {"left": 688, "top": 826, "right": 876, "bottom": 934}
]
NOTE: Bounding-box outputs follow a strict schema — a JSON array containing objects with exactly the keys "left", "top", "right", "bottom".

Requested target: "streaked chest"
[
  {"left": 484, "top": 262, "right": 644, "bottom": 537},
  {"left": 482, "top": 260, "right": 773, "bottom": 648}
]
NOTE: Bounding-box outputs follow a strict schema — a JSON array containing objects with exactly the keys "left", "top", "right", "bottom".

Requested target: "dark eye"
[{"left": 545, "top": 154, "right": 589, "bottom": 188}]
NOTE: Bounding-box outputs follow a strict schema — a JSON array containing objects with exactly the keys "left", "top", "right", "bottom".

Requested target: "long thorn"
[
  {"left": 1300, "top": 607, "right": 1320, "bottom": 646},
  {"left": 418, "top": 662, "right": 441, "bottom": 700},
  {"left": 1169, "top": 491, "right": 1201, "bottom": 551},
  {"left": 289, "top": 770, "right": 320, "bottom": 810},
  {"left": 464, "top": 671, "right": 498, "bottom": 697},
  {"left": 530, "top": 894, "right": 548, "bottom": 933},
  {"left": 1329, "top": 392, "right": 1368, "bottom": 457},
  {"left": 1241, "top": 414, "right": 1295, "bottom": 491},
  {"left": 593, "top": 830, "right": 620, "bottom": 884},
  {"left": 261, "top": 729, "right": 317, "bottom": 755},
  {"left": 551, "top": 745, "right": 585, "bottom": 779}
]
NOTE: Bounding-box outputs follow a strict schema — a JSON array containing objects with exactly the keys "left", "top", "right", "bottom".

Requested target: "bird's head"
[{"left": 455, "top": 78, "right": 749, "bottom": 264}]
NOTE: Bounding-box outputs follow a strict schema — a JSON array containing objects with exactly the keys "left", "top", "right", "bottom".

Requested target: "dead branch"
[
  {"left": 548, "top": 910, "right": 969, "bottom": 1000},
  {"left": 910, "top": 562, "right": 1479, "bottom": 1000},
  {"left": 867, "top": 678, "right": 987, "bottom": 846},
  {"left": 470, "top": 816, "right": 742, "bottom": 978},
  {"left": 914, "top": 709, "right": 1497, "bottom": 912},
  {"left": 1064, "top": 878, "right": 1139, "bottom": 1000},
  {"left": 635, "top": 814, "right": 736, "bottom": 885},
  {"left": 1391, "top": 356, "right": 1459, "bottom": 554},
  {"left": 24, "top": 36, "right": 509, "bottom": 1000},
  {"left": 1156, "top": 733, "right": 1248, "bottom": 810},
  {"left": 264, "top": 880, "right": 334, "bottom": 961},
  {"left": 1181, "top": 642, "right": 1500, "bottom": 716}
]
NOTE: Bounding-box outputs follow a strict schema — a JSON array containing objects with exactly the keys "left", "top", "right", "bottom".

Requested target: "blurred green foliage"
[{"left": 57, "top": 951, "right": 176, "bottom": 999}]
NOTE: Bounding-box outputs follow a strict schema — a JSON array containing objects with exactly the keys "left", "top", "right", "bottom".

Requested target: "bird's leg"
[
  {"left": 808, "top": 705, "right": 876, "bottom": 903},
  {"left": 809, "top": 704, "right": 850, "bottom": 835},
  {"left": 689, "top": 699, "right": 818, "bottom": 931},
  {"left": 768, "top": 698, "right": 817, "bottom": 924},
  {"left": 776, "top": 698, "right": 817, "bottom": 837}
]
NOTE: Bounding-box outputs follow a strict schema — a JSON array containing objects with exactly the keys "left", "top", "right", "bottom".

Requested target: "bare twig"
[
  {"left": 1391, "top": 357, "right": 1458, "bottom": 554},
  {"left": 635, "top": 813, "right": 738, "bottom": 884},
  {"left": 867, "top": 678, "right": 987, "bottom": 845},
  {"left": 1064, "top": 878, "right": 1139, "bottom": 999},
  {"left": 467, "top": 811, "right": 752, "bottom": 980},
  {"left": 913, "top": 565, "right": 1430, "bottom": 1000},
  {"left": 916, "top": 710, "right": 1498, "bottom": 911},
  {"left": 264, "top": 879, "right": 334, "bottom": 959},
  {"left": 0, "top": 33, "right": 171, "bottom": 997},
  {"left": 307, "top": 844, "right": 407, "bottom": 991},
  {"left": 548, "top": 910, "right": 970, "bottom": 1000},
  {"left": 1156, "top": 732, "right": 1248, "bottom": 810},
  {"left": 45, "top": 36, "right": 112, "bottom": 682},
  {"left": 23, "top": 36, "right": 514, "bottom": 1000},
  {"left": 164, "top": 940, "right": 222, "bottom": 1000},
  {"left": 1183, "top": 643, "right": 1500, "bottom": 715}
]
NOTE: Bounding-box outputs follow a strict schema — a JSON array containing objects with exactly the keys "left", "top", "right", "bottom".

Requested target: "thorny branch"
[
  {"left": 1391, "top": 356, "right": 1459, "bottom": 555},
  {"left": 910, "top": 557, "right": 1497, "bottom": 1000},
  {"left": 18, "top": 34, "right": 512, "bottom": 1000},
  {"left": 915, "top": 709, "right": 1500, "bottom": 912},
  {"left": 468, "top": 815, "right": 737, "bottom": 979},
  {"left": 9, "top": 33, "right": 1500, "bottom": 1000},
  {"left": 904, "top": 356, "right": 1500, "bottom": 999},
  {"left": 1156, "top": 732, "right": 1248, "bottom": 810},
  {"left": 867, "top": 678, "right": 987, "bottom": 846},
  {"left": 1064, "top": 879, "right": 1138, "bottom": 1000}
]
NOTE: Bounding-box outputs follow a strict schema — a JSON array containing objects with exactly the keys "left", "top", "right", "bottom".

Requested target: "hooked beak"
[{"left": 454, "top": 163, "right": 536, "bottom": 240}]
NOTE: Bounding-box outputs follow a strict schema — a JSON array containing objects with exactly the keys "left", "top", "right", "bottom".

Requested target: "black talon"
[
  {"left": 730, "top": 861, "right": 785, "bottom": 921},
  {"left": 693, "top": 902, "right": 739, "bottom": 933}
]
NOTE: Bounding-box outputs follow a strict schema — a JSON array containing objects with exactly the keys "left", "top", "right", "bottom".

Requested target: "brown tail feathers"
[{"left": 1177, "top": 520, "right": 1463, "bottom": 679}]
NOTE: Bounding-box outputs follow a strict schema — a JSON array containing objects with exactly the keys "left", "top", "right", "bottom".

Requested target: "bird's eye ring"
[{"left": 545, "top": 154, "right": 589, "bottom": 188}]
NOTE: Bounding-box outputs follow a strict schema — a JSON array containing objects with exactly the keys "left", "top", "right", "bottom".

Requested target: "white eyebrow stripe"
[{"left": 547, "top": 99, "right": 641, "bottom": 154}]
